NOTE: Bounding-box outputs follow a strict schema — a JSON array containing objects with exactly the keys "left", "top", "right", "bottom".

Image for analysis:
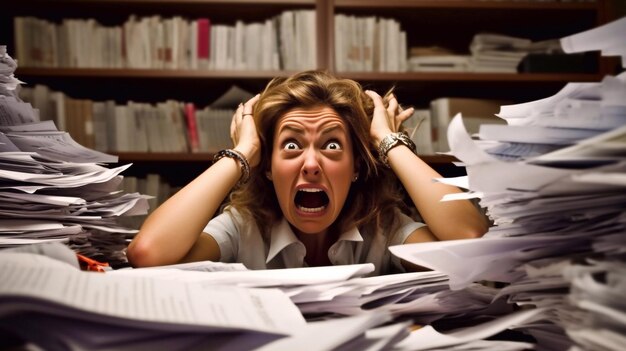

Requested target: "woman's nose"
[{"left": 302, "top": 148, "right": 320, "bottom": 176}]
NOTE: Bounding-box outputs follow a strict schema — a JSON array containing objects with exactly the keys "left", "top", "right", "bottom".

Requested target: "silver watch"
[{"left": 378, "top": 131, "right": 417, "bottom": 168}]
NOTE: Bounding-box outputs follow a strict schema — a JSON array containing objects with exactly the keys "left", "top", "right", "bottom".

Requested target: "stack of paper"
[
  {"left": 469, "top": 33, "right": 531, "bottom": 73},
  {"left": 0, "top": 46, "right": 149, "bottom": 267},
  {"left": 560, "top": 261, "right": 626, "bottom": 350},
  {"left": 0, "top": 250, "right": 307, "bottom": 351},
  {"left": 391, "top": 17, "right": 626, "bottom": 351},
  {"left": 113, "top": 260, "right": 508, "bottom": 332},
  {"left": 0, "top": 244, "right": 416, "bottom": 351}
]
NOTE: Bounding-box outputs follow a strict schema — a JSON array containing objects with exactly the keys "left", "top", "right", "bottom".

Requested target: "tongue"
[{"left": 296, "top": 191, "right": 327, "bottom": 208}]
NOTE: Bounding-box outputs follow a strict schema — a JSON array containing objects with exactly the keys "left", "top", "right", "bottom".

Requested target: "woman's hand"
[
  {"left": 231, "top": 94, "right": 261, "bottom": 168},
  {"left": 365, "top": 90, "right": 414, "bottom": 145}
]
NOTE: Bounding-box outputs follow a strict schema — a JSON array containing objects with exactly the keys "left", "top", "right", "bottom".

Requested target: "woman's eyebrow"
[
  {"left": 277, "top": 122, "right": 346, "bottom": 136},
  {"left": 277, "top": 124, "right": 304, "bottom": 135},
  {"left": 321, "top": 124, "right": 346, "bottom": 136}
]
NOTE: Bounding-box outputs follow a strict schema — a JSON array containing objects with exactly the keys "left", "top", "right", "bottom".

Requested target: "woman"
[{"left": 127, "top": 71, "right": 488, "bottom": 274}]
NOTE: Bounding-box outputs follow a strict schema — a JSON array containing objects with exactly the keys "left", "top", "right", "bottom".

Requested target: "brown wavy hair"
[{"left": 228, "top": 70, "right": 406, "bottom": 239}]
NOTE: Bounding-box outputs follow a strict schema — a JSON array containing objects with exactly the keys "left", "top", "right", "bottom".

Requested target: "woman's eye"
[
  {"left": 283, "top": 142, "right": 300, "bottom": 150},
  {"left": 324, "top": 141, "right": 342, "bottom": 150}
]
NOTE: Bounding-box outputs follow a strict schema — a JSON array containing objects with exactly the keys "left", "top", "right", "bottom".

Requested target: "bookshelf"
[{"left": 1, "top": 0, "right": 618, "bottom": 185}]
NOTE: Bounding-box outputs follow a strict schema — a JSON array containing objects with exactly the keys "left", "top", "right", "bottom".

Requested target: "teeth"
[
  {"left": 299, "top": 188, "right": 323, "bottom": 193},
  {"left": 297, "top": 205, "right": 325, "bottom": 213}
]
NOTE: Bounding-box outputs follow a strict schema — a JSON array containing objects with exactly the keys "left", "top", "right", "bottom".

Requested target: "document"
[
  {"left": 389, "top": 233, "right": 592, "bottom": 290},
  {"left": 447, "top": 115, "right": 574, "bottom": 193},
  {"left": 496, "top": 80, "right": 626, "bottom": 131},
  {"left": 0, "top": 162, "right": 130, "bottom": 188},
  {"left": 2, "top": 241, "right": 79, "bottom": 268},
  {"left": 560, "top": 17, "right": 626, "bottom": 63},
  {"left": 478, "top": 124, "right": 600, "bottom": 145},
  {"left": 110, "top": 263, "right": 375, "bottom": 287},
  {"left": 0, "top": 252, "right": 306, "bottom": 335},
  {"left": 139, "top": 259, "right": 249, "bottom": 272},
  {"left": 0, "top": 95, "right": 38, "bottom": 125},
  {"left": 529, "top": 124, "right": 626, "bottom": 166},
  {"left": 393, "top": 308, "right": 547, "bottom": 350},
  {"left": 294, "top": 271, "right": 452, "bottom": 316},
  {"left": 434, "top": 24, "right": 626, "bottom": 350},
  {"left": 255, "top": 312, "right": 392, "bottom": 351},
  {"left": 7, "top": 130, "right": 118, "bottom": 163}
]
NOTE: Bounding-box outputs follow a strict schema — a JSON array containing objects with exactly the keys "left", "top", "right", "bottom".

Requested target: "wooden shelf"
[
  {"left": 13, "top": 0, "right": 316, "bottom": 5},
  {"left": 114, "top": 152, "right": 217, "bottom": 162},
  {"left": 15, "top": 68, "right": 296, "bottom": 79},
  {"left": 113, "top": 152, "right": 458, "bottom": 164},
  {"left": 15, "top": 68, "right": 603, "bottom": 83},
  {"left": 334, "top": 0, "right": 599, "bottom": 10},
  {"left": 338, "top": 72, "right": 603, "bottom": 83}
]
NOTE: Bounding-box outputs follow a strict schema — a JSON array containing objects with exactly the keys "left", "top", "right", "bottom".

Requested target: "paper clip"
[{"left": 77, "top": 254, "right": 110, "bottom": 272}]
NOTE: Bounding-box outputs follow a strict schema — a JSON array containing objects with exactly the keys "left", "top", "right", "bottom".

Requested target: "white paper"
[
  {"left": 0, "top": 253, "right": 306, "bottom": 335},
  {"left": 110, "top": 263, "right": 375, "bottom": 287},
  {"left": 393, "top": 308, "right": 547, "bottom": 350}
]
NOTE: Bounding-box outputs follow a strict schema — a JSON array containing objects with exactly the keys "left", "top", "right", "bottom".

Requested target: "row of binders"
[
  {"left": 20, "top": 82, "right": 508, "bottom": 156},
  {"left": 14, "top": 11, "right": 317, "bottom": 71},
  {"left": 1, "top": 16, "right": 625, "bottom": 351},
  {"left": 18, "top": 84, "right": 254, "bottom": 153}
]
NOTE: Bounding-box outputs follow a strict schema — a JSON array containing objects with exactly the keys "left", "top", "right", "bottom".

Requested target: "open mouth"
[{"left": 294, "top": 188, "right": 329, "bottom": 213}]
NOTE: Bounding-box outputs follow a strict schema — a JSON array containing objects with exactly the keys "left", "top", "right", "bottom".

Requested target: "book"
[
  {"left": 197, "top": 18, "right": 210, "bottom": 69},
  {"left": 92, "top": 101, "right": 107, "bottom": 152},
  {"left": 184, "top": 102, "right": 199, "bottom": 153}
]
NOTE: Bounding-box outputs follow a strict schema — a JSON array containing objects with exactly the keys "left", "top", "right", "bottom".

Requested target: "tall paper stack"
[{"left": 391, "top": 17, "right": 626, "bottom": 350}]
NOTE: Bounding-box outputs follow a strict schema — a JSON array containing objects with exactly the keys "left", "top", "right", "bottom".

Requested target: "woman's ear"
[{"left": 265, "top": 171, "right": 272, "bottom": 181}]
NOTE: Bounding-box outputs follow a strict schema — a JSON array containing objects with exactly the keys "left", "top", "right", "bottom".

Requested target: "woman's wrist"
[
  {"left": 233, "top": 144, "right": 260, "bottom": 168},
  {"left": 213, "top": 149, "right": 250, "bottom": 187},
  {"left": 378, "top": 131, "right": 417, "bottom": 168}
]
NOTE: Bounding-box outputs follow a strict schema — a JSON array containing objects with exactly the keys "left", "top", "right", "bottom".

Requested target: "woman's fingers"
[
  {"left": 232, "top": 94, "right": 262, "bottom": 168},
  {"left": 366, "top": 90, "right": 394, "bottom": 143},
  {"left": 387, "top": 95, "right": 398, "bottom": 129},
  {"left": 239, "top": 94, "right": 260, "bottom": 141},
  {"left": 242, "top": 94, "right": 260, "bottom": 117},
  {"left": 365, "top": 89, "right": 385, "bottom": 109},
  {"left": 396, "top": 106, "right": 415, "bottom": 126},
  {"left": 231, "top": 94, "right": 261, "bottom": 145}
]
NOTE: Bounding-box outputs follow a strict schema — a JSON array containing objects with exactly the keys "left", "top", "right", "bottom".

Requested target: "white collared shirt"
[{"left": 203, "top": 208, "right": 425, "bottom": 275}]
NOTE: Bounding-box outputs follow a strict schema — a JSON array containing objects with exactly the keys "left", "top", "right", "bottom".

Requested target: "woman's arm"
[
  {"left": 388, "top": 146, "right": 488, "bottom": 240},
  {"left": 365, "top": 90, "right": 488, "bottom": 241},
  {"left": 127, "top": 96, "right": 261, "bottom": 267}
]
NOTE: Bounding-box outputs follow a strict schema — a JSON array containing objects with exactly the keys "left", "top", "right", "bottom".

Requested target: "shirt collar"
[
  {"left": 266, "top": 219, "right": 364, "bottom": 263},
  {"left": 338, "top": 226, "right": 364, "bottom": 242},
  {"left": 266, "top": 218, "right": 301, "bottom": 263}
]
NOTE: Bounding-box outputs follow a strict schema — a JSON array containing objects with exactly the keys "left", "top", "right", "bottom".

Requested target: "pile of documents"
[
  {"left": 469, "top": 33, "right": 532, "bottom": 73},
  {"left": 112, "top": 261, "right": 506, "bottom": 326},
  {"left": 392, "top": 17, "right": 626, "bottom": 351},
  {"left": 0, "top": 46, "right": 149, "bottom": 267},
  {"left": 2, "top": 17, "right": 626, "bottom": 351},
  {"left": 1, "top": 242, "right": 534, "bottom": 351}
]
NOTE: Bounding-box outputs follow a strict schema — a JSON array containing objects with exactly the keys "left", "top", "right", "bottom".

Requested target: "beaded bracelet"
[
  {"left": 378, "top": 131, "right": 417, "bottom": 168},
  {"left": 213, "top": 149, "right": 250, "bottom": 187}
]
